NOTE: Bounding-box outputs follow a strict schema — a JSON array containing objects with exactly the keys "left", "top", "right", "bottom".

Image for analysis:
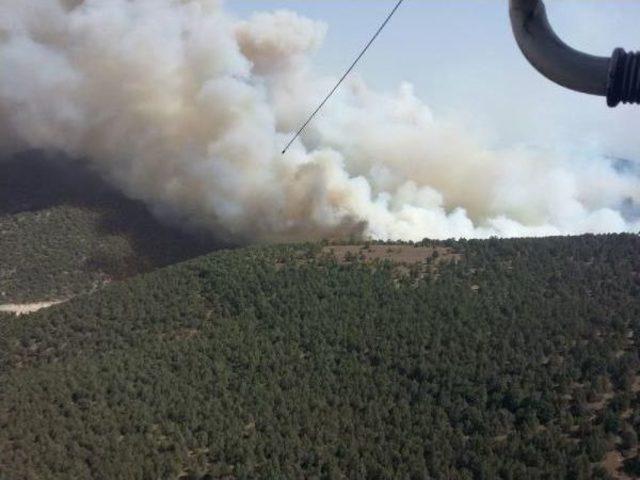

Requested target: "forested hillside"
[
  {"left": 0, "top": 152, "right": 220, "bottom": 303},
  {"left": 2, "top": 235, "right": 640, "bottom": 479}
]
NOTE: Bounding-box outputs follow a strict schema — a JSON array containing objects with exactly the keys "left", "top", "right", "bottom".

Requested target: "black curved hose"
[{"left": 509, "top": 0, "right": 639, "bottom": 107}]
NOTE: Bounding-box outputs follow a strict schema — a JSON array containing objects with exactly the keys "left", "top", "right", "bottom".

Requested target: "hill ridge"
[{"left": 2, "top": 234, "right": 640, "bottom": 479}]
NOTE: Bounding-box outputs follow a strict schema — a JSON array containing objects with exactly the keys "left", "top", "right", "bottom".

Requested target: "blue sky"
[{"left": 228, "top": 1, "right": 640, "bottom": 158}]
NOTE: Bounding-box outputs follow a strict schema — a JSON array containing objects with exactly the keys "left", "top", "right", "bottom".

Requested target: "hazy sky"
[{"left": 228, "top": 1, "right": 640, "bottom": 158}]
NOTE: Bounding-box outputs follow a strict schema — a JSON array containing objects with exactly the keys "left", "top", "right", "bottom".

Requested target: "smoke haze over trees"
[{"left": 0, "top": 152, "right": 221, "bottom": 303}]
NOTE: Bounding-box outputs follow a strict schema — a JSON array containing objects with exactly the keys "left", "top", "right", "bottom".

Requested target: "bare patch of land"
[
  {"left": 603, "top": 450, "right": 637, "bottom": 480},
  {"left": 159, "top": 328, "right": 200, "bottom": 342},
  {"left": 0, "top": 300, "right": 66, "bottom": 316},
  {"left": 321, "top": 244, "right": 461, "bottom": 265}
]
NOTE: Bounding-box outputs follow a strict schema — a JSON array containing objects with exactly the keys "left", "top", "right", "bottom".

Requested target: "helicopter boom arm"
[{"left": 509, "top": 0, "right": 639, "bottom": 107}]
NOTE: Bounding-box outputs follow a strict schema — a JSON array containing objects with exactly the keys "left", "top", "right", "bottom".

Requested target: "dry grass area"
[
  {"left": 603, "top": 451, "right": 627, "bottom": 480},
  {"left": 162, "top": 328, "right": 199, "bottom": 341},
  {"left": 321, "top": 244, "right": 461, "bottom": 266},
  {"left": 603, "top": 450, "right": 638, "bottom": 480}
]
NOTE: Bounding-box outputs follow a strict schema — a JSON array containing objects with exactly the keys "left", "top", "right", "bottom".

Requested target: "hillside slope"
[
  {"left": 0, "top": 152, "right": 220, "bottom": 303},
  {"left": 2, "top": 235, "right": 640, "bottom": 479}
]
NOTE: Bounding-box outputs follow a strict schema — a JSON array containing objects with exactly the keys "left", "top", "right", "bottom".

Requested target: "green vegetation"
[
  {"left": 2, "top": 234, "right": 640, "bottom": 479},
  {"left": 0, "top": 153, "right": 219, "bottom": 303}
]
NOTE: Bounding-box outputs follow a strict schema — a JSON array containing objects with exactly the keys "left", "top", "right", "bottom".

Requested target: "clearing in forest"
[{"left": 321, "top": 244, "right": 461, "bottom": 265}]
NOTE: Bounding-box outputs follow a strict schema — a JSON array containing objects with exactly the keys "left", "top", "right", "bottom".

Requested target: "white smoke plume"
[{"left": 1, "top": 0, "right": 638, "bottom": 242}]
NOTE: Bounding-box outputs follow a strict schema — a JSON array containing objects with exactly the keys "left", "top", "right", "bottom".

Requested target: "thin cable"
[{"left": 282, "top": 0, "right": 406, "bottom": 154}]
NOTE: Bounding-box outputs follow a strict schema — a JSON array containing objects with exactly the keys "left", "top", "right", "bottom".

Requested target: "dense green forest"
[
  {"left": 2, "top": 234, "right": 640, "bottom": 479},
  {"left": 0, "top": 153, "right": 220, "bottom": 302}
]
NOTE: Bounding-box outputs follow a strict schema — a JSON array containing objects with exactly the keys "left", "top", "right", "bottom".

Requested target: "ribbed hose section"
[{"left": 607, "top": 49, "right": 640, "bottom": 107}]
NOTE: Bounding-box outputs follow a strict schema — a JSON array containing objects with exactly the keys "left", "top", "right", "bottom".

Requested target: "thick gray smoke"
[{"left": 1, "top": 0, "right": 639, "bottom": 242}]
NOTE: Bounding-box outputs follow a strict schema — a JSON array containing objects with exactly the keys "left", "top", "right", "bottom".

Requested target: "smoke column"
[{"left": 1, "top": 0, "right": 639, "bottom": 242}]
